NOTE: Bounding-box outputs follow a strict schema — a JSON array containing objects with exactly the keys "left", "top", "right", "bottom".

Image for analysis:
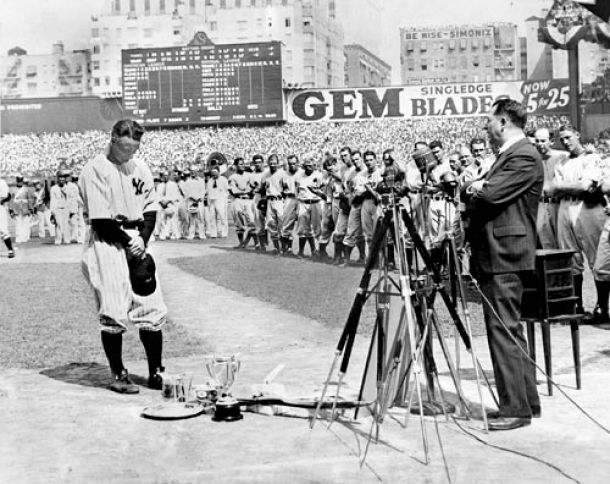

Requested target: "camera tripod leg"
[{"left": 310, "top": 350, "right": 340, "bottom": 429}]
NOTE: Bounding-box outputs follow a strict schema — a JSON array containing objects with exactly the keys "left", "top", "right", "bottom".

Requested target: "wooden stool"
[{"left": 521, "top": 249, "right": 582, "bottom": 396}]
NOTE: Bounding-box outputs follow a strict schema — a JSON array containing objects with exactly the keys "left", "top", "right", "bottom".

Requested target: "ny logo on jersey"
[{"left": 132, "top": 178, "right": 145, "bottom": 196}]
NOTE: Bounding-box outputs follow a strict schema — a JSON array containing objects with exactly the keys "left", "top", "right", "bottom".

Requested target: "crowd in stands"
[{"left": 4, "top": 115, "right": 604, "bottom": 178}]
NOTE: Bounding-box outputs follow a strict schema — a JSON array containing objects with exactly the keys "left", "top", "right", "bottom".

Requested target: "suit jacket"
[{"left": 463, "top": 138, "right": 543, "bottom": 274}]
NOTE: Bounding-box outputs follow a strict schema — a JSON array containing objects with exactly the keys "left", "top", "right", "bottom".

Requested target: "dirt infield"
[{"left": 1, "top": 241, "right": 610, "bottom": 483}]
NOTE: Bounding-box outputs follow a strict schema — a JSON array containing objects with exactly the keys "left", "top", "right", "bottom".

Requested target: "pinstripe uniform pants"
[{"left": 82, "top": 230, "right": 167, "bottom": 333}]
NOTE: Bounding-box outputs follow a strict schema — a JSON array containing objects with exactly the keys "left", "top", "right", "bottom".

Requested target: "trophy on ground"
[{"left": 204, "top": 354, "right": 243, "bottom": 421}]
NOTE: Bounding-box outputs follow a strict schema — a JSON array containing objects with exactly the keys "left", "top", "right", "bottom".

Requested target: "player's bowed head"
[{"left": 108, "top": 119, "right": 144, "bottom": 166}]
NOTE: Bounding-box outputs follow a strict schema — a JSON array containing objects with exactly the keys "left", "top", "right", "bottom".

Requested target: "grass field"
[
  {"left": 0, "top": 262, "right": 207, "bottom": 369},
  {"left": 170, "top": 247, "right": 489, "bottom": 339}
]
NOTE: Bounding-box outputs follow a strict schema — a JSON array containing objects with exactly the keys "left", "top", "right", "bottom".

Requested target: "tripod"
[{"left": 310, "top": 192, "right": 490, "bottom": 464}]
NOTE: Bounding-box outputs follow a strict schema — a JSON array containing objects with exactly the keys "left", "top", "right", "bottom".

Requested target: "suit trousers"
[{"left": 479, "top": 271, "right": 539, "bottom": 418}]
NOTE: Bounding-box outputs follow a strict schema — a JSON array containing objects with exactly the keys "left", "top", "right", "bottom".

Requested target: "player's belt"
[
  {"left": 267, "top": 195, "right": 282, "bottom": 201},
  {"left": 562, "top": 195, "right": 584, "bottom": 202},
  {"left": 283, "top": 193, "right": 295, "bottom": 198},
  {"left": 540, "top": 196, "right": 559, "bottom": 203},
  {"left": 299, "top": 199, "right": 319, "bottom": 204},
  {"left": 118, "top": 220, "right": 144, "bottom": 230},
  {"left": 234, "top": 195, "right": 250, "bottom": 199}
]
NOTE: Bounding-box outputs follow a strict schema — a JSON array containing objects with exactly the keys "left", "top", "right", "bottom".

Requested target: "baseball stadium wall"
[{"left": 0, "top": 97, "right": 125, "bottom": 135}]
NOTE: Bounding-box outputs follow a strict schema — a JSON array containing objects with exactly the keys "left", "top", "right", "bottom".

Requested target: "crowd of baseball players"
[{"left": 2, "top": 120, "right": 610, "bottom": 322}]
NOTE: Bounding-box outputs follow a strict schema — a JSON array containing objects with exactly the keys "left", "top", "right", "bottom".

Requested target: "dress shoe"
[
  {"left": 487, "top": 406, "right": 541, "bottom": 420},
  {"left": 488, "top": 416, "right": 531, "bottom": 431}
]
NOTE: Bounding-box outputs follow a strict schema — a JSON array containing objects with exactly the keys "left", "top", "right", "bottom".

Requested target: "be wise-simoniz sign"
[{"left": 286, "top": 82, "right": 526, "bottom": 123}]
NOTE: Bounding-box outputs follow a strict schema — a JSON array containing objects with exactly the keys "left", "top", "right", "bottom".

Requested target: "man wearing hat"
[
  {"left": 0, "top": 175, "right": 15, "bottom": 258},
  {"left": 33, "top": 178, "right": 55, "bottom": 240},
  {"left": 50, "top": 170, "right": 73, "bottom": 245}
]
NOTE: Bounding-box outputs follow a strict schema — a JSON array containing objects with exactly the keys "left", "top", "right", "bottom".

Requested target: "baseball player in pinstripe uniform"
[
  {"left": 0, "top": 176, "right": 15, "bottom": 258},
  {"left": 79, "top": 120, "right": 167, "bottom": 394}
]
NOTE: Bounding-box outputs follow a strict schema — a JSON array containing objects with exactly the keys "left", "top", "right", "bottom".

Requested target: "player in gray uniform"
[
  {"left": 79, "top": 119, "right": 167, "bottom": 394},
  {"left": 249, "top": 154, "right": 267, "bottom": 251},
  {"left": 261, "top": 154, "right": 285, "bottom": 254},
  {"left": 554, "top": 125, "right": 607, "bottom": 316},
  {"left": 331, "top": 147, "right": 354, "bottom": 265},
  {"left": 280, "top": 154, "right": 302, "bottom": 256},
  {"left": 229, "top": 157, "right": 255, "bottom": 249},
  {"left": 534, "top": 128, "right": 568, "bottom": 249}
]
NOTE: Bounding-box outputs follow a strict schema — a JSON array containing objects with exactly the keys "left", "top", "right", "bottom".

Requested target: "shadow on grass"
[
  {"left": 40, "top": 362, "right": 111, "bottom": 389},
  {"left": 40, "top": 361, "right": 154, "bottom": 389}
]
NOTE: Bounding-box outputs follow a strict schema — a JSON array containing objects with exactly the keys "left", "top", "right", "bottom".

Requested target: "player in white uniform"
[
  {"left": 534, "top": 128, "right": 568, "bottom": 249},
  {"left": 229, "top": 157, "right": 255, "bottom": 249},
  {"left": 50, "top": 170, "right": 74, "bottom": 245},
  {"left": 182, "top": 167, "right": 207, "bottom": 240},
  {"left": 67, "top": 173, "right": 86, "bottom": 243},
  {"left": 554, "top": 125, "right": 607, "bottom": 316},
  {"left": 12, "top": 175, "right": 35, "bottom": 243},
  {"left": 249, "top": 155, "right": 268, "bottom": 251},
  {"left": 79, "top": 120, "right": 167, "bottom": 394},
  {"left": 206, "top": 166, "right": 230, "bottom": 238},
  {"left": 0, "top": 176, "right": 15, "bottom": 258},
  {"left": 261, "top": 154, "right": 286, "bottom": 254},
  {"left": 295, "top": 156, "right": 324, "bottom": 258}
]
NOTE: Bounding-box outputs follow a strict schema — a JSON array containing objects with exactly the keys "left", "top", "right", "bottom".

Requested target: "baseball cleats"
[
  {"left": 148, "top": 367, "right": 165, "bottom": 390},
  {"left": 7, "top": 250, "right": 15, "bottom": 259},
  {"left": 110, "top": 369, "right": 139, "bottom": 394}
]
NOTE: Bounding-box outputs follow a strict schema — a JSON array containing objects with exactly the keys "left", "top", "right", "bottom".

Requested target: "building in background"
[
  {"left": 399, "top": 23, "right": 522, "bottom": 85},
  {"left": 344, "top": 43, "right": 390, "bottom": 87},
  {"left": 90, "top": 0, "right": 344, "bottom": 97},
  {"left": 0, "top": 42, "right": 91, "bottom": 99}
]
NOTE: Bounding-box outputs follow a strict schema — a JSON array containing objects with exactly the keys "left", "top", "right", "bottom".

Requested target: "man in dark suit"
[{"left": 463, "top": 98, "right": 543, "bottom": 431}]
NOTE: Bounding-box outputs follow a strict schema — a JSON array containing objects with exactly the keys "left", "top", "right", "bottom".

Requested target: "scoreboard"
[{"left": 121, "top": 41, "right": 283, "bottom": 126}]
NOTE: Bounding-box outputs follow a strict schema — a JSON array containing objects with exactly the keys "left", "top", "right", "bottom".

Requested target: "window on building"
[
  {"left": 160, "top": 0, "right": 166, "bottom": 14},
  {"left": 304, "top": 66, "right": 315, "bottom": 77},
  {"left": 173, "top": 28, "right": 181, "bottom": 35},
  {"left": 460, "top": 38, "right": 467, "bottom": 50},
  {"left": 449, "top": 39, "right": 456, "bottom": 50},
  {"left": 406, "top": 41, "right": 414, "bottom": 52},
  {"left": 472, "top": 55, "right": 480, "bottom": 68},
  {"left": 407, "top": 59, "right": 415, "bottom": 71},
  {"left": 93, "top": 45, "right": 101, "bottom": 54},
  {"left": 485, "top": 55, "right": 492, "bottom": 67},
  {"left": 235, "top": 0, "right": 241, "bottom": 7},
  {"left": 92, "top": 61, "right": 100, "bottom": 70},
  {"left": 285, "top": 17, "right": 291, "bottom": 27},
  {"left": 220, "top": 0, "right": 226, "bottom": 8},
  {"left": 448, "top": 57, "right": 456, "bottom": 69},
  {"left": 238, "top": 20, "right": 247, "bottom": 30},
  {"left": 92, "top": 27, "right": 99, "bottom": 37},
  {"left": 144, "top": 28, "right": 153, "bottom": 37},
  {"left": 94, "top": 77, "right": 100, "bottom": 87},
  {"left": 421, "top": 59, "right": 428, "bottom": 71},
  {"left": 303, "top": 16, "right": 312, "bottom": 26},
  {"left": 105, "top": 76, "right": 111, "bottom": 86},
  {"left": 266, "top": 0, "right": 272, "bottom": 5},
  {"left": 420, "top": 41, "right": 427, "bottom": 52},
  {"left": 144, "top": 0, "right": 151, "bottom": 15},
  {"left": 472, "top": 38, "right": 479, "bottom": 50},
  {"left": 304, "top": 32, "right": 314, "bottom": 44},
  {"left": 189, "top": 0, "right": 196, "bottom": 13},
  {"left": 210, "top": 21, "right": 217, "bottom": 31},
  {"left": 437, "top": 58, "right": 445, "bottom": 69},
  {"left": 282, "top": 0, "right": 288, "bottom": 5},
  {"left": 129, "top": 0, "right": 136, "bottom": 12},
  {"left": 113, "top": 0, "right": 121, "bottom": 14},
  {"left": 251, "top": 0, "right": 256, "bottom": 6},
  {"left": 484, "top": 37, "right": 491, "bottom": 49}
]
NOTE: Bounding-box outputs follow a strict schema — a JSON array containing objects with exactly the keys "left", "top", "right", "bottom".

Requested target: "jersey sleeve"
[
  {"left": 139, "top": 162, "right": 160, "bottom": 213},
  {"left": 79, "top": 161, "right": 113, "bottom": 219}
]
